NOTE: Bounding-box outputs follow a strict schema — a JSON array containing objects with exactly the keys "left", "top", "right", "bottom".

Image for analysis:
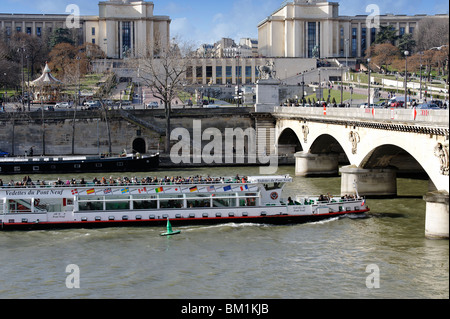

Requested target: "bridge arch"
[
  {"left": 359, "top": 144, "right": 426, "bottom": 179},
  {"left": 277, "top": 127, "right": 303, "bottom": 159},
  {"left": 309, "top": 134, "right": 350, "bottom": 165}
]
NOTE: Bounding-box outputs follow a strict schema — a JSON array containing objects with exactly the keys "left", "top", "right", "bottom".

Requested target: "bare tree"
[
  {"left": 137, "top": 36, "right": 195, "bottom": 153},
  {"left": 415, "top": 17, "right": 449, "bottom": 52}
]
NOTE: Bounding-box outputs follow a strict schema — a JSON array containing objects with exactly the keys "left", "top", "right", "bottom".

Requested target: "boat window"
[
  {"left": 105, "top": 197, "right": 130, "bottom": 211},
  {"left": 132, "top": 194, "right": 157, "bottom": 209},
  {"left": 133, "top": 199, "right": 157, "bottom": 209},
  {"left": 212, "top": 196, "right": 236, "bottom": 207},
  {"left": 160, "top": 199, "right": 183, "bottom": 209},
  {"left": 78, "top": 196, "right": 104, "bottom": 211},
  {"left": 8, "top": 199, "right": 32, "bottom": 213},
  {"left": 239, "top": 193, "right": 258, "bottom": 207}
]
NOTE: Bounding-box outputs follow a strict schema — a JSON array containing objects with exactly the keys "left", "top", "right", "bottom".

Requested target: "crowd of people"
[{"left": 0, "top": 174, "right": 249, "bottom": 188}]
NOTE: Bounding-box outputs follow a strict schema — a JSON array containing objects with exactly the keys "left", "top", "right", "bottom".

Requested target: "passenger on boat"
[{"left": 288, "top": 197, "right": 294, "bottom": 205}]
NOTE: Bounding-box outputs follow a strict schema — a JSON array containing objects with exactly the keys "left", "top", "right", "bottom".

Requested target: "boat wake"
[
  {"left": 181, "top": 222, "right": 269, "bottom": 232},
  {"left": 309, "top": 217, "right": 340, "bottom": 225}
]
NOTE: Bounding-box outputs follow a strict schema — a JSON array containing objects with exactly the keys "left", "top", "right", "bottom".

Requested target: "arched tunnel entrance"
[{"left": 132, "top": 138, "right": 147, "bottom": 154}]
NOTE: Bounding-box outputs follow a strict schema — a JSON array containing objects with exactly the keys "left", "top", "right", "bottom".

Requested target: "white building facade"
[
  {"left": 0, "top": 0, "right": 171, "bottom": 59},
  {"left": 258, "top": 0, "right": 448, "bottom": 58}
]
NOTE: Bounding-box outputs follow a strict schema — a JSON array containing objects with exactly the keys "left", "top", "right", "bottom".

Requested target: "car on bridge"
[
  {"left": 55, "top": 102, "right": 71, "bottom": 108},
  {"left": 418, "top": 103, "right": 441, "bottom": 110}
]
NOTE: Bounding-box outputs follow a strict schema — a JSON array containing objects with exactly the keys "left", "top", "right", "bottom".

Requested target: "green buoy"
[{"left": 160, "top": 218, "right": 181, "bottom": 236}]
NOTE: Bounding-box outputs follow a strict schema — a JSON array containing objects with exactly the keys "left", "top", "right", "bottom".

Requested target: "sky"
[{"left": 1, "top": 0, "right": 449, "bottom": 45}]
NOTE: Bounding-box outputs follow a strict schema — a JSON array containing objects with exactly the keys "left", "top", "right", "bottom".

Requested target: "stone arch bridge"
[{"left": 258, "top": 106, "right": 449, "bottom": 239}]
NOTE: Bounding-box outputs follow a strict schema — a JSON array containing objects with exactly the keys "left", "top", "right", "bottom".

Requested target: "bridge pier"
[
  {"left": 424, "top": 191, "right": 449, "bottom": 239},
  {"left": 294, "top": 151, "right": 339, "bottom": 176},
  {"left": 340, "top": 165, "right": 398, "bottom": 197}
]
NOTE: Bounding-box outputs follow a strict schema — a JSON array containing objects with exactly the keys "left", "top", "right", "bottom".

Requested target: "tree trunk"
[{"left": 164, "top": 102, "right": 171, "bottom": 153}]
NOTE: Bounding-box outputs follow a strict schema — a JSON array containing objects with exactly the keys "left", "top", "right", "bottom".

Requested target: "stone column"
[
  {"left": 295, "top": 151, "right": 339, "bottom": 176},
  {"left": 340, "top": 165, "right": 397, "bottom": 197},
  {"left": 424, "top": 191, "right": 449, "bottom": 239}
]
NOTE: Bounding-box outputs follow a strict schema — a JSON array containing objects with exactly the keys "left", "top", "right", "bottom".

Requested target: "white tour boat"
[{"left": 0, "top": 175, "right": 369, "bottom": 231}]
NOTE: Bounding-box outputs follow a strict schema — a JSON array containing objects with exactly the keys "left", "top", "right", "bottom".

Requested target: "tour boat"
[
  {"left": 0, "top": 175, "right": 369, "bottom": 231},
  {"left": 0, "top": 153, "right": 159, "bottom": 175}
]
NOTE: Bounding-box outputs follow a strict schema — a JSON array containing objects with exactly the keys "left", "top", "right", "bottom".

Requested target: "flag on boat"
[
  {"left": 223, "top": 185, "right": 231, "bottom": 192},
  {"left": 189, "top": 186, "right": 198, "bottom": 193},
  {"left": 86, "top": 188, "right": 95, "bottom": 195},
  {"left": 138, "top": 187, "right": 147, "bottom": 194},
  {"left": 240, "top": 185, "right": 249, "bottom": 191},
  {"left": 71, "top": 189, "right": 78, "bottom": 195},
  {"left": 207, "top": 185, "right": 215, "bottom": 192},
  {"left": 121, "top": 188, "right": 129, "bottom": 194},
  {"left": 103, "top": 188, "right": 112, "bottom": 195},
  {"left": 361, "top": 199, "right": 365, "bottom": 206},
  {"left": 155, "top": 187, "right": 164, "bottom": 193}
]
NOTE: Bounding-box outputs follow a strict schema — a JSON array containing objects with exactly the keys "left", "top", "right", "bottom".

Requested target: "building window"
[
  {"left": 409, "top": 27, "right": 414, "bottom": 34},
  {"left": 92, "top": 27, "right": 96, "bottom": 36},
  {"left": 26, "top": 27, "right": 32, "bottom": 35},
  {"left": 226, "top": 66, "right": 232, "bottom": 82},
  {"left": 92, "top": 38, "right": 95, "bottom": 44},
  {"left": 361, "top": 28, "right": 366, "bottom": 57},
  {"left": 307, "top": 22, "right": 316, "bottom": 58},
  {"left": 36, "top": 27, "right": 41, "bottom": 37},
  {"left": 245, "top": 66, "right": 252, "bottom": 83},
  {"left": 399, "top": 27, "right": 405, "bottom": 36},
  {"left": 16, "top": 26, "right": 22, "bottom": 33},
  {"left": 122, "top": 21, "right": 131, "bottom": 52},
  {"left": 196, "top": 66, "right": 202, "bottom": 82},
  {"left": 370, "top": 28, "right": 376, "bottom": 45},
  {"left": 6, "top": 27, "right": 11, "bottom": 36},
  {"left": 236, "top": 66, "right": 242, "bottom": 84},
  {"left": 351, "top": 28, "right": 357, "bottom": 57},
  {"left": 216, "top": 66, "right": 222, "bottom": 84},
  {"left": 206, "top": 66, "right": 212, "bottom": 82}
]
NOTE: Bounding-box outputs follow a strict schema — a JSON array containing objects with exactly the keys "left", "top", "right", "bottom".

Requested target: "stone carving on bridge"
[
  {"left": 302, "top": 125, "right": 309, "bottom": 143},
  {"left": 434, "top": 142, "right": 449, "bottom": 176},
  {"left": 349, "top": 131, "right": 360, "bottom": 154},
  {"left": 257, "top": 61, "right": 276, "bottom": 80}
]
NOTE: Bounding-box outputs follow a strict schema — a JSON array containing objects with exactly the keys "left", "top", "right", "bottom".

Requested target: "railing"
[
  {"left": 273, "top": 106, "right": 449, "bottom": 126},
  {"left": 0, "top": 176, "right": 251, "bottom": 189}
]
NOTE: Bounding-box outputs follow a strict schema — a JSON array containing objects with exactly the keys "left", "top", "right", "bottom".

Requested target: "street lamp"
[
  {"left": 340, "top": 65, "right": 343, "bottom": 106},
  {"left": 301, "top": 73, "right": 305, "bottom": 107},
  {"left": 367, "top": 58, "right": 371, "bottom": 108},
  {"left": 418, "top": 52, "right": 423, "bottom": 101},
  {"left": 404, "top": 50, "right": 409, "bottom": 108}
]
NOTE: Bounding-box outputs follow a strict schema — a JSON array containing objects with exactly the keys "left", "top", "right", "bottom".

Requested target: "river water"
[{"left": 0, "top": 165, "right": 448, "bottom": 300}]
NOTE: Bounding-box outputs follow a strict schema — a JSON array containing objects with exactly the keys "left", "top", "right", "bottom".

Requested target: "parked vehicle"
[
  {"left": 418, "top": 103, "right": 441, "bottom": 110},
  {"left": 82, "top": 101, "right": 101, "bottom": 110},
  {"left": 55, "top": 102, "right": 70, "bottom": 108},
  {"left": 146, "top": 101, "right": 159, "bottom": 109}
]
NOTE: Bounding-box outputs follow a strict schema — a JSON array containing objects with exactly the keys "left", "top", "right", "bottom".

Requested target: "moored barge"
[{"left": 0, "top": 153, "right": 159, "bottom": 175}]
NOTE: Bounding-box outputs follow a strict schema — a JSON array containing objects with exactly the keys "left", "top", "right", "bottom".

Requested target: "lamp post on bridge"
[
  {"left": 367, "top": 58, "right": 371, "bottom": 108},
  {"left": 404, "top": 50, "right": 409, "bottom": 108}
]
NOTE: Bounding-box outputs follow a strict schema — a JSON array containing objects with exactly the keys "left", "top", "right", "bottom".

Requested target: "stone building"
[
  {"left": 0, "top": 0, "right": 171, "bottom": 58},
  {"left": 258, "top": 0, "right": 449, "bottom": 58}
]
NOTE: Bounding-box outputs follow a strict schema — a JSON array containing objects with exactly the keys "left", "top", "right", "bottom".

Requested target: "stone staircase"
[{"left": 118, "top": 109, "right": 165, "bottom": 135}]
